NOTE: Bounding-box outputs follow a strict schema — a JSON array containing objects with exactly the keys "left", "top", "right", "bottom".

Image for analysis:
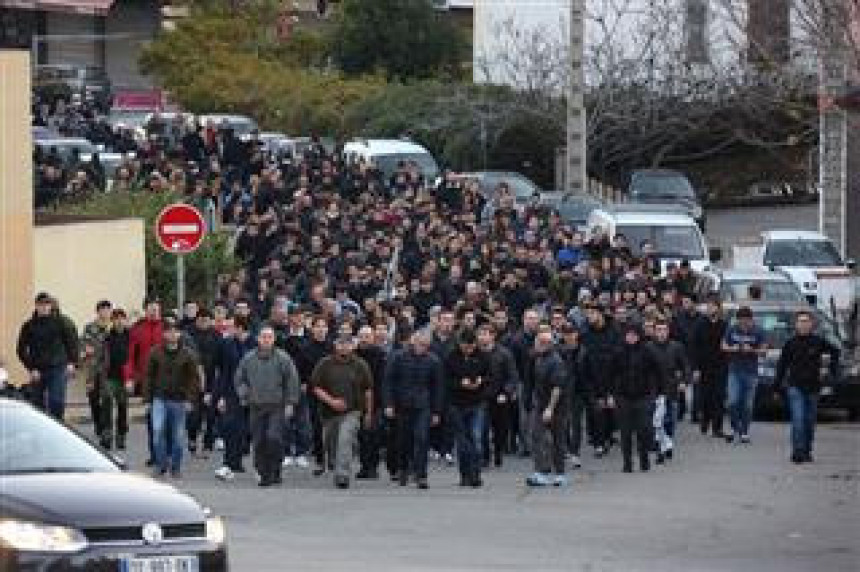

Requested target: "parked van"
[
  {"left": 586, "top": 204, "right": 720, "bottom": 274},
  {"left": 343, "top": 139, "right": 439, "bottom": 187}
]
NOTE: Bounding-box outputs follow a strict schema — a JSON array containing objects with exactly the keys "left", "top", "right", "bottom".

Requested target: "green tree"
[
  {"left": 330, "top": 0, "right": 467, "bottom": 80},
  {"left": 57, "top": 192, "right": 239, "bottom": 309}
]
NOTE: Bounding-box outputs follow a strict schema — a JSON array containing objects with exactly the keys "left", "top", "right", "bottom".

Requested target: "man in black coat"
[{"left": 692, "top": 297, "right": 729, "bottom": 438}]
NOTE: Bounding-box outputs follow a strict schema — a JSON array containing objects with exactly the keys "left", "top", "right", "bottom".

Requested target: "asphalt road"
[{"left": 87, "top": 414, "right": 859, "bottom": 572}]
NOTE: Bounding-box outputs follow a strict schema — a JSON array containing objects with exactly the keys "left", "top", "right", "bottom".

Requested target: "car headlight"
[
  {"left": 0, "top": 520, "right": 87, "bottom": 553},
  {"left": 205, "top": 517, "right": 226, "bottom": 545}
]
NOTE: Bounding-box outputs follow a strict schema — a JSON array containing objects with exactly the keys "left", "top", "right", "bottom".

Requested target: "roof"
[
  {"left": 344, "top": 139, "right": 430, "bottom": 155},
  {"left": 762, "top": 230, "right": 828, "bottom": 241},
  {"left": 592, "top": 205, "right": 696, "bottom": 225},
  {"left": 718, "top": 268, "right": 792, "bottom": 282}
]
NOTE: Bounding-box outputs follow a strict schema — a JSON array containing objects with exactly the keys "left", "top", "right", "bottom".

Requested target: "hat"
[{"left": 35, "top": 292, "right": 52, "bottom": 304}]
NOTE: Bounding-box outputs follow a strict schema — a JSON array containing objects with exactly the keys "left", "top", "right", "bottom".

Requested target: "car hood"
[{"left": 0, "top": 472, "right": 205, "bottom": 528}]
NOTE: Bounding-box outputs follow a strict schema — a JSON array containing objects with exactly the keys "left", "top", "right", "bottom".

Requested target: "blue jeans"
[
  {"left": 152, "top": 399, "right": 188, "bottom": 472},
  {"left": 284, "top": 393, "right": 312, "bottom": 457},
  {"left": 451, "top": 404, "right": 487, "bottom": 478},
  {"left": 787, "top": 386, "right": 818, "bottom": 457},
  {"left": 30, "top": 366, "right": 67, "bottom": 420},
  {"left": 663, "top": 398, "right": 678, "bottom": 439},
  {"left": 727, "top": 369, "right": 758, "bottom": 437},
  {"left": 396, "top": 407, "right": 431, "bottom": 479}
]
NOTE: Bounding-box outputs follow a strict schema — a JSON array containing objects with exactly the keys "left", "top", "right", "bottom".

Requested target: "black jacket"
[
  {"left": 648, "top": 339, "right": 691, "bottom": 400},
  {"left": 775, "top": 334, "right": 840, "bottom": 393},
  {"left": 17, "top": 313, "right": 78, "bottom": 371},
  {"left": 356, "top": 345, "right": 388, "bottom": 407},
  {"left": 530, "top": 349, "right": 568, "bottom": 411},
  {"left": 483, "top": 344, "right": 520, "bottom": 399},
  {"left": 103, "top": 328, "right": 130, "bottom": 381},
  {"left": 692, "top": 316, "right": 728, "bottom": 371},
  {"left": 382, "top": 348, "right": 445, "bottom": 414},
  {"left": 559, "top": 343, "right": 594, "bottom": 399},
  {"left": 612, "top": 342, "right": 661, "bottom": 401},
  {"left": 446, "top": 348, "right": 493, "bottom": 407},
  {"left": 582, "top": 323, "right": 622, "bottom": 398}
]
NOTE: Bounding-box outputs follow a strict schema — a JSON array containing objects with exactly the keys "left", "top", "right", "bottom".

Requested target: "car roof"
[
  {"left": 591, "top": 205, "right": 696, "bottom": 225},
  {"left": 344, "top": 139, "right": 430, "bottom": 155},
  {"left": 718, "top": 268, "right": 792, "bottom": 282},
  {"left": 631, "top": 168, "right": 684, "bottom": 177},
  {"left": 762, "top": 230, "right": 828, "bottom": 241}
]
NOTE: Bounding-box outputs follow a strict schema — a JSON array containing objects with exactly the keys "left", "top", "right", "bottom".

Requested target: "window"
[
  {"left": 763, "top": 240, "right": 844, "bottom": 267},
  {"left": 617, "top": 224, "right": 704, "bottom": 258}
]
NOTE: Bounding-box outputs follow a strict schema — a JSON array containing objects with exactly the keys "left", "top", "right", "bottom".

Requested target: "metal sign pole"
[{"left": 177, "top": 254, "right": 185, "bottom": 315}]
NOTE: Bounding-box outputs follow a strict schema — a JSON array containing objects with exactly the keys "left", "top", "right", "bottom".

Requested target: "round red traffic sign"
[{"left": 155, "top": 203, "right": 206, "bottom": 254}]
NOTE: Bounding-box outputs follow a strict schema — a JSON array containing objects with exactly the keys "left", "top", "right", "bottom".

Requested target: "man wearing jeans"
[
  {"left": 16, "top": 292, "right": 79, "bottom": 420},
  {"left": 145, "top": 318, "right": 201, "bottom": 479},
  {"left": 445, "top": 329, "right": 492, "bottom": 488},
  {"left": 775, "top": 310, "right": 840, "bottom": 464},
  {"left": 722, "top": 306, "right": 767, "bottom": 444}
]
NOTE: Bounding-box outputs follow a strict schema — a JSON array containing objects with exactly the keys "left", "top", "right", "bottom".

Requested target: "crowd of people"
[{"left": 16, "top": 104, "right": 843, "bottom": 490}]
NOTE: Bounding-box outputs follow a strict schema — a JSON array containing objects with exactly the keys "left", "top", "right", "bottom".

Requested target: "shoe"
[
  {"left": 152, "top": 468, "right": 167, "bottom": 478},
  {"left": 417, "top": 478, "right": 429, "bottom": 490},
  {"left": 526, "top": 472, "right": 550, "bottom": 487},
  {"left": 99, "top": 438, "right": 112, "bottom": 450},
  {"left": 312, "top": 467, "right": 326, "bottom": 477},
  {"left": 470, "top": 475, "right": 484, "bottom": 488},
  {"left": 656, "top": 453, "right": 665, "bottom": 465},
  {"left": 622, "top": 465, "right": 633, "bottom": 474},
  {"left": 494, "top": 455, "right": 502, "bottom": 468},
  {"left": 725, "top": 434, "right": 735, "bottom": 444},
  {"left": 429, "top": 451, "right": 441, "bottom": 461},
  {"left": 145, "top": 458, "right": 155, "bottom": 467},
  {"left": 459, "top": 474, "right": 469, "bottom": 487},
  {"left": 355, "top": 469, "right": 379, "bottom": 480},
  {"left": 214, "top": 438, "right": 225, "bottom": 451},
  {"left": 282, "top": 456, "right": 296, "bottom": 468},
  {"left": 791, "top": 453, "right": 805, "bottom": 464},
  {"left": 389, "top": 472, "right": 399, "bottom": 483},
  {"left": 233, "top": 465, "right": 246, "bottom": 473},
  {"left": 594, "top": 446, "right": 606, "bottom": 458},
  {"left": 188, "top": 442, "right": 197, "bottom": 455},
  {"left": 272, "top": 473, "right": 283, "bottom": 485},
  {"left": 258, "top": 478, "right": 273, "bottom": 488},
  {"left": 570, "top": 455, "right": 582, "bottom": 469},
  {"left": 640, "top": 462, "right": 650, "bottom": 472},
  {"left": 712, "top": 431, "right": 726, "bottom": 439},
  {"left": 444, "top": 453, "right": 455, "bottom": 466},
  {"left": 665, "top": 449, "right": 673, "bottom": 460},
  {"left": 170, "top": 469, "right": 182, "bottom": 479},
  {"left": 215, "top": 466, "right": 235, "bottom": 481},
  {"left": 398, "top": 472, "right": 409, "bottom": 487},
  {"left": 335, "top": 476, "right": 350, "bottom": 489},
  {"left": 804, "top": 453, "right": 814, "bottom": 463},
  {"left": 116, "top": 436, "right": 126, "bottom": 451},
  {"left": 295, "top": 456, "right": 310, "bottom": 469},
  {"left": 552, "top": 475, "right": 567, "bottom": 487},
  {"left": 740, "top": 434, "right": 751, "bottom": 444}
]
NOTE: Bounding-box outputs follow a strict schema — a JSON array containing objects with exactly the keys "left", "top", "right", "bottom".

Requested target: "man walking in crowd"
[
  {"left": 145, "top": 317, "right": 201, "bottom": 479},
  {"left": 558, "top": 322, "right": 592, "bottom": 470},
  {"left": 235, "top": 324, "right": 301, "bottom": 487},
  {"left": 445, "top": 329, "right": 492, "bottom": 487},
  {"left": 722, "top": 306, "right": 767, "bottom": 444},
  {"left": 17, "top": 292, "right": 78, "bottom": 419},
  {"left": 355, "top": 324, "right": 393, "bottom": 480},
  {"left": 525, "top": 328, "right": 569, "bottom": 487},
  {"left": 775, "top": 310, "right": 840, "bottom": 464},
  {"left": 649, "top": 319, "right": 691, "bottom": 462},
  {"left": 185, "top": 308, "right": 221, "bottom": 456},
  {"left": 382, "top": 329, "right": 445, "bottom": 490},
  {"left": 81, "top": 300, "right": 112, "bottom": 439},
  {"left": 100, "top": 308, "right": 131, "bottom": 450},
  {"left": 477, "top": 323, "right": 519, "bottom": 469},
  {"left": 693, "top": 297, "right": 729, "bottom": 438},
  {"left": 310, "top": 333, "right": 373, "bottom": 488},
  {"left": 129, "top": 298, "right": 164, "bottom": 466}
]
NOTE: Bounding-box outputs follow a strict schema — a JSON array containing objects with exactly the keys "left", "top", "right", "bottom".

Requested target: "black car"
[
  {"left": 626, "top": 169, "right": 706, "bottom": 231},
  {"left": 34, "top": 65, "right": 112, "bottom": 112},
  {"left": 0, "top": 398, "right": 228, "bottom": 571}
]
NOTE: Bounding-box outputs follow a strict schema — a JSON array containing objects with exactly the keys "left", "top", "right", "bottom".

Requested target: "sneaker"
[
  {"left": 282, "top": 456, "right": 296, "bottom": 468},
  {"left": 725, "top": 434, "right": 736, "bottom": 444},
  {"left": 570, "top": 455, "right": 582, "bottom": 469},
  {"left": 215, "top": 466, "right": 235, "bottom": 481},
  {"left": 152, "top": 468, "right": 167, "bottom": 479},
  {"left": 335, "top": 476, "right": 350, "bottom": 489},
  {"left": 116, "top": 436, "right": 126, "bottom": 451},
  {"left": 355, "top": 469, "right": 379, "bottom": 480},
  {"left": 417, "top": 478, "right": 429, "bottom": 490},
  {"left": 656, "top": 453, "right": 665, "bottom": 465},
  {"left": 470, "top": 476, "right": 484, "bottom": 488},
  {"left": 594, "top": 446, "right": 606, "bottom": 458},
  {"left": 295, "top": 456, "right": 310, "bottom": 469},
  {"left": 214, "top": 438, "right": 225, "bottom": 451},
  {"left": 188, "top": 442, "right": 197, "bottom": 455},
  {"left": 312, "top": 467, "right": 326, "bottom": 477},
  {"left": 552, "top": 475, "right": 568, "bottom": 487},
  {"left": 622, "top": 465, "right": 633, "bottom": 474},
  {"left": 444, "top": 453, "right": 455, "bottom": 466},
  {"left": 429, "top": 451, "right": 441, "bottom": 461},
  {"left": 665, "top": 449, "right": 674, "bottom": 460},
  {"left": 398, "top": 472, "right": 409, "bottom": 487},
  {"left": 526, "top": 473, "right": 551, "bottom": 487},
  {"left": 740, "top": 434, "right": 751, "bottom": 444},
  {"left": 791, "top": 453, "right": 805, "bottom": 464},
  {"left": 170, "top": 469, "right": 182, "bottom": 480}
]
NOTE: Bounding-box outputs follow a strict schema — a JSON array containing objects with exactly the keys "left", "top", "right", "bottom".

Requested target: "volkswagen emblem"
[{"left": 141, "top": 522, "right": 164, "bottom": 546}]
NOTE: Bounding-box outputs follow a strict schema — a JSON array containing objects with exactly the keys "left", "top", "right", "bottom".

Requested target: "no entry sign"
[{"left": 155, "top": 203, "right": 206, "bottom": 254}]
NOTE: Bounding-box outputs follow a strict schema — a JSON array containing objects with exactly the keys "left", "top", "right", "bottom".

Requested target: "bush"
[{"left": 57, "top": 192, "right": 239, "bottom": 309}]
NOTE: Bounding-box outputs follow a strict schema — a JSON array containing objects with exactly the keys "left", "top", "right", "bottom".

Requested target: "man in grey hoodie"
[{"left": 235, "top": 324, "right": 301, "bottom": 487}]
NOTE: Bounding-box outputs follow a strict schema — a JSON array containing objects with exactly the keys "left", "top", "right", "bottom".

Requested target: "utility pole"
[{"left": 565, "top": 0, "right": 586, "bottom": 194}]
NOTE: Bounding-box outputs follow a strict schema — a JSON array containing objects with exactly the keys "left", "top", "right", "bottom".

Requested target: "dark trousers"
[
  {"left": 592, "top": 403, "right": 614, "bottom": 450},
  {"left": 28, "top": 366, "right": 67, "bottom": 420},
  {"left": 568, "top": 394, "right": 589, "bottom": 456},
  {"left": 308, "top": 395, "right": 325, "bottom": 468},
  {"left": 485, "top": 398, "right": 513, "bottom": 463},
  {"left": 358, "top": 412, "right": 397, "bottom": 476},
  {"left": 617, "top": 398, "right": 653, "bottom": 470},
  {"left": 396, "top": 407, "right": 431, "bottom": 479},
  {"left": 187, "top": 394, "right": 216, "bottom": 451},
  {"left": 451, "top": 404, "right": 486, "bottom": 479},
  {"left": 99, "top": 378, "right": 128, "bottom": 443},
  {"left": 221, "top": 403, "right": 248, "bottom": 471},
  {"left": 531, "top": 404, "right": 569, "bottom": 475},
  {"left": 429, "top": 404, "right": 455, "bottom": 456},
  {"left": 250, "top": 405, "right": 286, "bottom": 483},
  {"left": 88, "top": 382, "right": 103, "bottom": 436},
  {"left": 700, "top": 366, "right": 727, "bottom": 435}
]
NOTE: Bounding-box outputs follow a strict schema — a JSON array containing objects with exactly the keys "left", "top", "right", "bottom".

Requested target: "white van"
[
  {"left": 586, "top": 204, "right": 719, "bottom": 274},
  {"left": 343, "top": 139, "right": 440, "bottom": 187}
]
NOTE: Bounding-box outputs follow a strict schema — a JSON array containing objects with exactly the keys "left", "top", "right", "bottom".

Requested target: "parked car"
[
  {"left": 540, "top": 192, "right": 604, "bottom": 231},
  {"left": 34, "top": 64, "right": 111, "bottom": 111},
  {"left": 0, "top": 398, "right": 229, "bottom": 570},
  {"left": 723, "top": 302, "right": 860, "bottom": 419},
  {"left": 35, "top": 137, "right": 133, "bottom": 181},
  {"left": 626, "top": 169, "right": 706, "bottom": 230},
  {"left": 197, "top": 114, "right": 259, "bottom": 140},
  {"left": 696, "top": 268, "right": 807, "bottom": 305},
  {"left": 343, "top": 139, "right": 440, "bottom": 187}
]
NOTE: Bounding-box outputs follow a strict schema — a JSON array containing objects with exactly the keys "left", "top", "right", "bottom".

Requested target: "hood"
[
  {"left": 778, "top": 267, "right": 819, "bottom": 292},
  {"left": 0, "top": 472, "right": 204, "bottom": 528}
]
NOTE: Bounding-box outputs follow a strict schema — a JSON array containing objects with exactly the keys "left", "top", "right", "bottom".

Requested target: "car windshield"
[
  {"left": 617, "top": 224, "right": 704, "bottom": 258},
  {"left": 376, "top": 153, "right": 439, "bottom": 182},
  {"left": 763, "top": 239, "right": 844, "bottom": 267},
  {"left": 632, "top": 174, "right": 696, "bottom": 199},
  {"left": 555, "top": 200, "right": 600, "bottom": 225},
  {"left": 484, "top": 174, "right": 539, "bottom": 202},
  {"left": 0, "top": 404, "right": 118, "bottom": 475},
  {"left": 726, "top": 309, "right": 842, "bottom": 349},
  {"left": 721, "top": 280, "right": 805, "bottom": 303},
  {"left": 108, "top": 110, "right": 150, "bottom": 128}
]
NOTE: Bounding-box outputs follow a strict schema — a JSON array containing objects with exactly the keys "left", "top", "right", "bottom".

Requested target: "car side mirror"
[{"left": 709, "top": 248, "right": 722, "bottom": 263}]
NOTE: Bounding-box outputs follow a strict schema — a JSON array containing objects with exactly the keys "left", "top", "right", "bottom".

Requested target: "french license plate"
[{"left": 121, "top": 555, "right": 199, "bottom": 572}]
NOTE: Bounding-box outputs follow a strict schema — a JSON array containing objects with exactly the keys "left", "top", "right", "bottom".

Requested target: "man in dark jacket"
[
  {"left": 649, "top": 319, "right": 691, "bottom": 462},
  {"left": 511, "top": 308, "right": 541, "bottom": 456},
  {"left": 525, "top": 328, "right": 569, "bottom": 487},
  {"left": 558, "top": 323, "right": 594, "bottom": 469},
  {"left": 145, "top": 318, "right": 201, "bottom": 479},
  {"left": 612, "top": 324, "right": 662, "bottom": 473},
  {"left": 185, "top": 308, "right": 221, "bottom": 455},
  {"left": 445, "top": 329, "right": 493, "bottom": 487},
  {"left": 693, "top": 297, "right": 729, "bottom": 437},
  {"left": 382, "top": 329, "right": 445, "bottom": 490},
  {"left": 582, "top": 306, "right": 622, "bottom": 456},
  {"left": 355, "top": 325, "right": 393, "bottom": 479},
  {"left": 478, "top": 323, "right": 519, "bottom": 468},
  {"left": 17, "top": 292, "right": 79, "bottom": 419},
  {"left": 775, "top": 310, "right": 840, "bottom": 464},
  {"left": 99, "top": 309, "right": 130, "bottom": 450}
]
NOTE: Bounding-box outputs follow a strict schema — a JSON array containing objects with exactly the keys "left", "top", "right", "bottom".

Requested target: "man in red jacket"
[{"left": 128, "top": 298, "right": 163, "bottom": 465}]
